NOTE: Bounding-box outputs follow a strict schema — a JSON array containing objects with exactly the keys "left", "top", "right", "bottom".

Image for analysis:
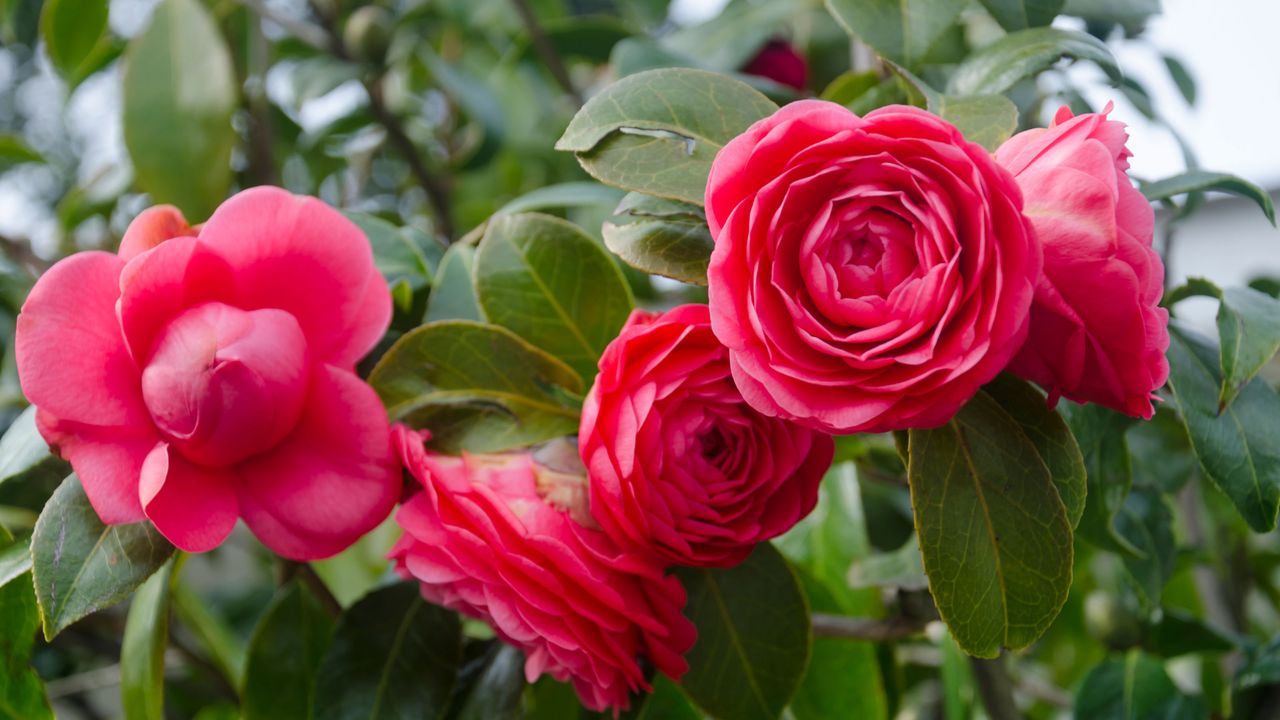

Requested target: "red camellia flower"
[
  {"left": 580, "top": 304, "right": 833, "bottom": 568},
  {"left": 16, "top": 187, "right": 399, "bottom": 559},
  {"left": 742, "top": 39, "right": 808, "bottom": 91},
  {"left": 996, "top": 105, "right": 1169, "bottom": 418},
  {"left": 706, "top": 100, "right": 1040, "bottom": 434},
  {"left": 389, "top": 426, "right": 694, "bottom": 712}
]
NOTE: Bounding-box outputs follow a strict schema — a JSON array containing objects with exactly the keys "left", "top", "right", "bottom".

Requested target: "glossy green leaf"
[
  {"left": 1141, "top": 170, "right": 1276, "bottom": 225},
  {"left": 0, "top": 133, "right": 42, "bottom": 167},
  {"left": 315, "top": 582, "right": 461, "bottom": 720},
  {"left": 474, "top": 212, "right": 634, "bottom": 383},
  {"left": 949, "top": 27, "right": 1120, "bottom": 96},
  {"left": 1074, "top": 652, "right": 1207, "bottom": 720},
  {"left": 1166, "top": 327, "right": 1280, "bottom": 532},
  {"left": 31, "top": 474, "right": 176, "bottom": 639},
  {"left": 425, "top": 245, "right": 484, "bottom": 324},
  {"left": 122, "top": 0, "right": 237, "bottom": 221},
  {"left": 0, "top": 405, "right": 68, "bottom": 511},
  {"left": 887, "top": 64, "right": 1018, "bottom": 151},
  {"left": 1066, "top": 404, "right": 1142, "bottom": 555},
  {"left": 984, "top": 375, "right": 1087, "bottom": 529},
  {"left": 1233, "top": 637, "right": 1280, "bottom": 717},
  {"left": 979, "top": 0, "right": 1064, "bottom": 30},
  {"left": 0, "top": 526, "right": 53, "bottom": 720},
  {"left": 629, "top": 676, "right": 700, "bottom": 719},
  {"left": 675, "top": 543, "right": 810, "bottom": 720},
  {"left": 555, "top": 68, "right": 777, "bottom": 205},
  {"left": 1162, "top": 54, "right": 1196, "bottom": 105},
  {"left": 907, "top": 390, "right": 1073, "bottom": 658},
  {"left": 1113, "top": 486, "right": 1175, "bottom": 608},
  {"left": 242, "top": 580, "right": 335, "bottom": 720},
  {"left": 452, "top": 643, "right": 525, "bottom": 720},
  {"left": 40, "top": 0, "right": 107, "bottom": 81},
  {"left": 1169, "top": 278, "right": 1280, "bottom": 410},
  {"left": 825, "top": 0, "right": 966, "bottom": 68},
  {"left": 121, "top": 557, "right": 178, "bottom": 720},
  {"left": 819, "top": 70, "right": 881, "bottom": 106},
  {"left": 525, "top": 677, "right": 580, "bottom": 720},
  {"left": 369, "top": 321, "right": 583, "bottom": 453},
  {"left": 602, "top": 192, "right": 713, "bottom": 285}
]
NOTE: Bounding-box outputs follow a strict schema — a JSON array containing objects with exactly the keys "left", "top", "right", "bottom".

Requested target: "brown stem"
[
  {"left": 508, "top": 0, "right": 582, "bottom": 106},
  {"left": 242, "top": 11, "right": 278, "bottom": 186},
  {"left": 810, "top": 612, "right": 931, "bottom": 642},
  {"left": 970, "top": 655, "right": 1023, "bottom": 720}
]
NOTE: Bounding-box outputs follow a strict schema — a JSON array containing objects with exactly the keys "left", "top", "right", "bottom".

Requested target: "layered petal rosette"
[
  {"left": 389, "top": 427, "right": 695, "bottom": 712},
  {"left": 16, "top": 187, "right": 398, "bottom": 559},
  {"left": 580, "top": 304, "right": 833, "bottom": 568},
  {"left": 706, "top": 100, "right": 1041, "bottom": 433},
  {"left": 996, "top": 105, "right": 1169, "bottom": 418}
]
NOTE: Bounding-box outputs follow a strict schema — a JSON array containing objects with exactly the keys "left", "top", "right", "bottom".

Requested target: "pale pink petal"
[
  {"left": 197, "top": 187, "right": 392, "bottom": 368},
  {"left": 16, "top": 251, "right": 148, "bottom": 427},
  {"left": 237, "top": 364, "right": 397, "bottom": 560},
  {"left": 139, "top": 443, "right": 238, "bottom": 552}
]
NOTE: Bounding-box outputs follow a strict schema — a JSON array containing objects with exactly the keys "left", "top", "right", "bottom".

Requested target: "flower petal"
[
  {"left": 16, "top": 251, "right": 148, "bottom": 427},
  {"left": 118, "top": 205, "right": 196, "bottom": 262},
  {"left": 38, "top": 410, "right": 157, "bottom": 524},
  {"left": 237, "top": 364, "right": 397, "bottom": 560},
  {"left": 197, "top": 187, "right": 392, "bottom": 368},
  {"left": 140, "top": 443, "right": 238, "bottom": 552}
]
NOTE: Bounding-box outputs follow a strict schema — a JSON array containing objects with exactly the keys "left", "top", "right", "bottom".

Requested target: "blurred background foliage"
[{"left": 1, "top": 0, "right": 1279, "bottom": 718}]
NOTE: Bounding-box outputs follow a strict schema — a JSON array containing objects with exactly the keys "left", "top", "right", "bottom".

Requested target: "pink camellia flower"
[
  {"left": 580, "top": 304, "right": 833, "bottom": 568},
  {"left": 389, "top": 426, "right": 694, "bottom": 712},
  {"left": 996, "top": 105, "right": 1169, "bottom": 418},
  {"left": 16, "top": 187, "right": 398, "bottom": 559},
  {"left": 706, "top": 100, "right": 1040, "bottom": 434},
  {"left": 742, "top": 39, "right": 808, "bottom": 91}
]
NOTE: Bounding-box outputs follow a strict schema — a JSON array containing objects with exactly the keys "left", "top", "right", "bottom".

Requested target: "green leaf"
[
  {"left": 1166, "top": 327, "right": 1280, "bottom": 532},
  {"left": 979, "top": 0, "right": 1064, "bottom": 30},
  {"left": 425, "top": 245, "right": 484, "bottom": 324},
  {"left": 824, "top": 0, "right": 966, "bottom": 68},
  {"left": 983, "top": 375, "right": 1086, "bottom": 529},
  {"left": 628, "top": 676, "right": 700, "bottom": 719},
  {"left": 555, "top": 68, "right": 777, "bottom": 205},
  {"left": 661, "top": 0, "right": 804, "bottom": 71},
  {"left": 907, "top": 391, "right": 1073, "bottom": 658},
  {"left": 420, "top": 48, "right": 505, "bottom": 171},
  {"left": 887, "top": 64, "right": 1018, "bottom": 151},
  {"left": 1113, "top": 487, "right": 1175, "bottom": 608},
  {"left": 345, "top": 212, "right": 439, "bottom": 314},
  {"left": 1074, "top": 652, "right": 1207, "bottom": 720},
  {"left": 31, "top": 474, "right": 176, "bottom": 639},
  {"left": 315, "top": 582, "right": 461, "bottom": 720},
  {"left": 368, "top": 321, "right": 583, "bottom": 454},
  {"left": 122, "top": 0, "right": 238, "bottom": 221},
  {"left": 1142, "top": 608, "right": 1235, "bottom": 658},
  {"left": 121, "top": 556, "right": 178, "bottom": 720},
  {"left": 0, "top": 405, "right": 69, "bottom": 511},
  {"left": 1162, "top": 54, "right": 1196, "bottom": 105},
  {"left": 474, "top": 212, "right": 634, "bottom": 383},
  {"left": 1066, "top": 404, "right": 1143, "bottom": 555},
  {"left": 790, "top": 568, "right": 887, "bottom": 720},
  {"left": 0, "top": 526, "right": 53, "bottom": 720},
  {"left": 243, "top": 580, "right": 335, "bottom": 720},
  {"left": 39, "top": 0, "right": 107, "bottom": 81},
  {"left": 0, "top": 534, "right": 32, "bottom": 589},
  {"left": 173, "top": 582, "right": 246, "bottom": 692},
  {"left": 819, "top": 70, "right": 882, "bottom": 106},
  {"left": 451, "top": 643, "right": 525, "bottom": 720},
  {"left": 1216, "top": 286, "right": 1280, "bottom": 409},
  {"left": 602, "top": 193, "right": 714, "bottom": 285},
  {"left": 675, "top": 543, "right": 810, "bottom": 720},
  {"left": 0, "top": 134, "right": 42, "bottom": 168},
  {"left": 948, "top": 27, "right": 1120, "bottom": 96},
  {"left": 495, "top": 182, "right": 626, "bottom": 217},
  {"left": 1141, "top": 170, "right": 1276, "bottom": 225},
  {"left": 846, "top": 536, "right": 927, "bottom": 591},
  {"left": 1234, "top": 637, "right": 1280, "bottom": 717}
]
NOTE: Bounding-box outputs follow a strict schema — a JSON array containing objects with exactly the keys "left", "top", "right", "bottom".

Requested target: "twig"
[
  {"left": 508, "top": 0, "right": 582, "bottom": 106},
  {"left": 810, "top": 612, "right": 932, "bottom": 642},
  {"left": 241, "top": 10, "right": 279, "bottom": 186},
  {"left": 970, "top": 655, "right": 1023, "bottom": 720}
]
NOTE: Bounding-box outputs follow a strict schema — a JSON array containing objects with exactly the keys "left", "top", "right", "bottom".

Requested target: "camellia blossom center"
[{"left": 140, "top": 301, "right": 310, "bottom": 467}]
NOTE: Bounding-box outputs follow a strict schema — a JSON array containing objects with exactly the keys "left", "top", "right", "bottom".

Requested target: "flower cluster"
[{"left": 14, "top": 95, "right": 1167, "bottom": 714}]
